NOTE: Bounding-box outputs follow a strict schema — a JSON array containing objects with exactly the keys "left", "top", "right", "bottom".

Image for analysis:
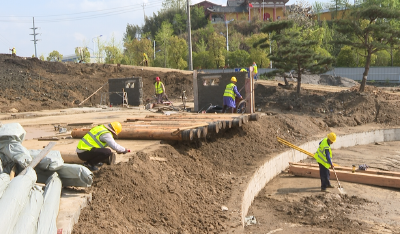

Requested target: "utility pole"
[
  {"left": 142, "top": 3, "right": 146, "bottom": 22},
  {"left": 30, "top": 17, "right": 39, "bottom": 57},
  {"left": 187, "top": 0, "right": 193, "bottom": 70}
]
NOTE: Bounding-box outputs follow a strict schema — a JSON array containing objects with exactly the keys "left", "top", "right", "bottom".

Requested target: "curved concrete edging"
[{"left": 240, "top": 128, "right": 400, "bottom": 227}]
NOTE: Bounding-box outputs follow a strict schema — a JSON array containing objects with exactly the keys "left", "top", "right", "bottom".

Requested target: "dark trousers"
[
  {"left": 77, "top": 148, "right": 112, "bottom": 165},
  {"left": 222, "top": 105, "right": 234, "bottom": 113},
  {"left": 319, "top": 163, "right": 331, "bottom": 190}
]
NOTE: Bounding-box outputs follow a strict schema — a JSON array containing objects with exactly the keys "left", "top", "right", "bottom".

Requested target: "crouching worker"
[{"left": 76, "top": 121, "right": 129, "bottom": 171}]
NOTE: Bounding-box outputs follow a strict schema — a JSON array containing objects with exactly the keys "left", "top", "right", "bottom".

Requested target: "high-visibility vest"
[
  {"left": 12, "top": 48, "right": 16, "bottom": 55},
  {"left": 155, "top": 82, "right": 164, "bottom": 94},
  {"left": 143, "top": 53, "right": 148, "bottom": 60},
  {"left": 223, "top": 83, "right": 236, "bottom": 99},
  {"left": 253, "top": 64, "right": 258, "bottom": 74},
  {"left": 240, "top": 68, "right": 247, "bottom": 72},
  {"left": 77, "top": 125, "right": 110, "bottom": 151},
  {"left": 314, "top": 138, "right": 332, "bottom": 169}
]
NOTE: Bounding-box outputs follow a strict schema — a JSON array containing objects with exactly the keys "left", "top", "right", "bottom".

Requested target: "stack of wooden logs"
[{"left": 71, "top": 113, "right": 259, "bottom": 141}]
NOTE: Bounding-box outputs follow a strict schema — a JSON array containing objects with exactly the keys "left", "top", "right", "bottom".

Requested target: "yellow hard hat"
[
  {"left": 143, "top": 53, "right": 146, "bottom": 55},
  {"left": 13, "top": 47, "right": 15, "bottom": 49},
  {"left": 110, "top": 121, "right": 122, "bottom": 135},
  {"left": 231, "top": 77, "right": 237, "bottom": 82},
  {"left": 327, "top": 132, "right": 336, "bottom": 143}
]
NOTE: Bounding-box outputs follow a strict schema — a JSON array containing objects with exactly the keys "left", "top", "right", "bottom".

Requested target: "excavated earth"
[
  {"left": 0, "top": 54, "right": 193, "bottom": 113},
  {"left": 2, "top": 54, "right": 400, "bottom": 233}
]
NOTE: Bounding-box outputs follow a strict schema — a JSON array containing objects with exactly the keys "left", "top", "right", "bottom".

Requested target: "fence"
[{"left": 199, "top": 67, "right": 400, "bottom": 82}]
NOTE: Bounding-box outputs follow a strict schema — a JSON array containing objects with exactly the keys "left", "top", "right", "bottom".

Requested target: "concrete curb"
[{"left": 240, "top": 128, "right": 400, "bottom": 227}]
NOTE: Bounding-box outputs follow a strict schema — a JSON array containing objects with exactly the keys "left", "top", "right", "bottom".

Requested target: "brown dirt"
[{"left": 0, "top": 54, "right": 193, "bottom": 113}]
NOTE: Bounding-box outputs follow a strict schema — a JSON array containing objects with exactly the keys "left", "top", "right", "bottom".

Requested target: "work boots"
[{"left": 103, "top": 153, "right": 116, "bottom": 165}]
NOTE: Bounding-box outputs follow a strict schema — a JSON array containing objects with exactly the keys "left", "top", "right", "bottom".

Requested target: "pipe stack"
[{"left": 71, "top": 113, "right": 260, "bottom": 141}]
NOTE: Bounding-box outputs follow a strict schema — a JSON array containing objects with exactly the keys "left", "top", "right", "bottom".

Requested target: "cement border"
[{"left": 240, "top": 128, "right": 400, "bottom": 227}]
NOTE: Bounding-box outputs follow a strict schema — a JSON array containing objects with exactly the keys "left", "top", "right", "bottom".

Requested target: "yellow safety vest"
[
  {"left": 314, "top": 138, "right": 332, "bottom": 169},
  {"left": 155, "top": 82, "right": 164, "bottom": 94},
  {"left": 77, "top": 125, "right": 111, "bottom": 151},
  {"left": 253, "top": 64, "right": 258, "bottom": 74},
  {"left": 240, "top": 68, "right": 247, "bottom": 72},
  {"left": 144, "top": 54, "right": 148, "bottom": 60},
  {"left": 12, "top": 48, "right": 16, "bottom": 55},
  {"left": 223, "top": 83, "right": 236, "bottom": 99}
]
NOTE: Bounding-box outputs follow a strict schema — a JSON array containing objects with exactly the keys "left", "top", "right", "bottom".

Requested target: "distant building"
[{"left": 193, "top": 0, "right": 289, "bottom": 23}]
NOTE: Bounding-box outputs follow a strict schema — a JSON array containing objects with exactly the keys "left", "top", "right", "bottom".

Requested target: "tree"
[
  {"left": 333, "top": 3, "right": 400, "bottom": 91},
  {"left": 39, "top": 54, "right": 45, "bottom": 61},
  {"left": 75, "top": 47, "right": 91, "bottom": 63},
  {"left": 168, "top": 35, "right": 188, "bottom": 69},
  {"left": 47, "top": 50, "right": 63, "bottom": 62},
  {"left": 255, "top": 20, "right": 334, "bottom": 94},
  {"left": 228, "top": 50, "right": 251, "bottom": 68},
  {"left": 336, "top": 45, "right": 357, "bottom": 67},
  {"left": 162, "top": 0, "right": 185, "bottom": 11},
  {"left": 393, "top": 50, "right": 400, "bottom": 66},
  {"left": 246, "top": 33, "right": 270, "bottom": 68},
  {"left": 207, "top": 32, "right": 226, "bottom": 68},
  {"left": 191, "top": 5, "right": 208, "bottom": 31},
  {"left": 193, "top": 39, "right": 213, "bottom": 69},
  {"left": 373, "top": 50, "right": 391, "bottom": 66},
  {"left": 123, "top": 24, "right": 141, "bottom": 43},
  {"left": 124, "top": 38, "right": 153, "bottom": 66},
  {"left": 156, "top": 21, "right": 174, "bottom": 67}
]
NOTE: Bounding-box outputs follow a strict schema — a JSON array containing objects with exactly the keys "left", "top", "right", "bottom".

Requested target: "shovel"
[{"left": 332, "top": 166, "right": 346, "bottom": 194}]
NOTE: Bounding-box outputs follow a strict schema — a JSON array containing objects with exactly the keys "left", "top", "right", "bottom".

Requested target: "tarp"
[
  {"left": 37, "top": 173, "right": 62, "bottom": 234},
  {"left": 0, "top": 167, "right": 37, "bottom": 234},
  {"left": 29, "top": 150, "right": 64, "bottom": 171},
  {"left": 12, "top": 185, "right": 44, "bottom": 234},
  {"left": 36, "top": 164, "right": 93, "bottom": 187},
  {"left": 0, "top": 123, "right": 26, "bottom": 142},
  {"left": 0, "top": 173, "right": 10, "bottom": 198}
]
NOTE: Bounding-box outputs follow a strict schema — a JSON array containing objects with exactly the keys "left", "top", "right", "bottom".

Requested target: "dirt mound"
[
  {"left": 0, "top": 54, "right": 193, "bottom": 112},
  {"left": 274, "top": 74, "right": 358, "bottom": 88},
  {"left": 73, "top": 115, "right": 329, "bottom": 234},
  {"left": 257, "top": 193, "right": 371, "bottom": 232},
  {"left": 255, "top": 83, "right": 400, "bottom": 128}
]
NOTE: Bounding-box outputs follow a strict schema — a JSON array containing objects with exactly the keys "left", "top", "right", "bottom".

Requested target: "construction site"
[{"left": 1, "top": 53, "right": 400, "bottom": 234}]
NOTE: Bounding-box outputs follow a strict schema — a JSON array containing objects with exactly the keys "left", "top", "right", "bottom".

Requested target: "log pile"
[{"left": 71, "top": 113, "right": 260, "bottom": 141}]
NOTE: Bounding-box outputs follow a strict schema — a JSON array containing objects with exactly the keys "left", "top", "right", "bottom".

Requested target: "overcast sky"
[{"left": 0, "top": 0, "right": 304, "bottom": 58}]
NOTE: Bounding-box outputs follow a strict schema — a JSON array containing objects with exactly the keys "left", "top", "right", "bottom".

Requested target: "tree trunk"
[
  {"left": 360, "top": 50, "right": 372, "bottom": 92},
  {"left": 297, "top": 71, "right": 301, "bottom": 94},
  {"left": 283, "top": 74, "right": 289, "bottom": 86}
]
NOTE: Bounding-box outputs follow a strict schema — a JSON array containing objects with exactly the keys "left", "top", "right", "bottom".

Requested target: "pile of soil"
[
  {"left": 255, "top": 83, "right": 400, "bottom": 128},
  {"left": 254, "top": 193, "right": 371, "bottom": 232},
  {"left": 0, "top": 54, "right": 193, "bottom": 113},
  {"left": 274, "top": 74, "right": 358, "bottom": 87},
  {"left": 73, "top": 115, "right": 328, "bottom": 234}
]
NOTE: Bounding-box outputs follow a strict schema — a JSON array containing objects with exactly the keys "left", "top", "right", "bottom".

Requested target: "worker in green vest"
[
  {"left": 222, "top": 77, "right": 242, "bottom": 113},
  {"left": 252, "top": 62, "right": 258, "bottom": 81},
  {"left": 314, "top": 132, "right": 336, "bottom": 192},
  {"left": 154, "top": 77, "right": 166, "bottom": 104},
  {"left": 76, "top": 121, "right": 129, "bottom": 171},
  {"left": 10, "top": 47, "right": 16, "bottom": 56}
]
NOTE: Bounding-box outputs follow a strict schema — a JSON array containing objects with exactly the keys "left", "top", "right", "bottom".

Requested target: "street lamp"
[
  {"left": 92, "top": 35, "right": 102, "bottom": 62},
  {"left": 225, "top": 19, "right": 234, "bottom": 51}
]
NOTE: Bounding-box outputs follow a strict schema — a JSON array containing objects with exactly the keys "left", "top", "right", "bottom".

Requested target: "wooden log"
[
  {"left": 125, "top": 121, "right": 209, "bottom": 126},
  {"left": 289, "top": 164, "right": 400, "bottom": 189},
  {"left": 71, "top": 128, "right": 191, "bottom": 141},
  {"left": 208, "top": 123, "right": 219, "bottom": 134},
  {"left": 145, "top": 114, "right": 248, "bottom": 118},
  {"left": 225, "top": 120, "right": 233, "bottom": 128},
  {"left": 249, "top": 113, "right": 259, "bottom": 121},
  {"left": 290, "top": 162, "right": 400, "bottom": 178},
  {"left": 194, "top": 128, "right": 201, "bottom": 139},
  {"left": 232, "top": 118, "right": 242, "bottom": 127},
  {"left": 200, "top": 126, "right": 208, "bottom": 138},
  {"left": 60, "top": 152, "right": 84, "bottom": 164}
]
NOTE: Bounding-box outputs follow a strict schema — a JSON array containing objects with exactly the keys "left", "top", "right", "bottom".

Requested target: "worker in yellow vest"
[
  {"left": 252, "top": 62, "right": 258, "bottom": 81},
  {"left": 154, "top": 77, "right": 166, "bottom": 104},
  {"left": 314, "top": 132, "right": 336, "bottom": 192},
  {"left": 222, "top": 77, "right": 242, "bottom": 113},
  {"left": 143, "top": 53, "right": 148, "bottom": 66},
  {"left": 76, "top": 121, "right": 129, "bottom": 171},
  {"left": 10, "top": 47, "right": 16, "bottom": 56}
]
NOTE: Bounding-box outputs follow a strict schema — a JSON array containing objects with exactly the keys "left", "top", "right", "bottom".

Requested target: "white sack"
[
  {"left": 0, "top": 123, "right": 26, "bottom": 142},
  {"left": 0, "top": 173, "right": 10, "bottom": 198},
  {"left": 0, "top": 167, "right": 37, "bottom": 234},
  {"left": 12, "top": 185, "right": 44, "bottom": 234},
  {"left": 37, "top": 173, "right": 62, "bottom": 234},
  {"left": 36, "top": 164, "right": 93, "bottom": 187},
  {"left": 29, "top": 150, "right": 64, "bottom": 171}
]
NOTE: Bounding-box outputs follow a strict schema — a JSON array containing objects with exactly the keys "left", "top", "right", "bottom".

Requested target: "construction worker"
[
  {"left": 76, "top": 121, "right": 129, "bottom": 171},
  {"left": 10, "top": 47, "right": 16, "bottom": 56},
  {"left": 222, "top": 77, "right": 242, "bottom": 113},
  {"left": 143, "top": 53, "right": 148, "bottom": 66},
  {"left": 252, "top": 62, "right": 258, "bottom": 81},
  {"left": 314, "top": 132, "right": 336, "bottom": 192},
  {"left": 240, "top": 68, "right": 247, "bottom": 72},
  {"left": 154, "top": 77, "right": 166, "bottom": 104}
]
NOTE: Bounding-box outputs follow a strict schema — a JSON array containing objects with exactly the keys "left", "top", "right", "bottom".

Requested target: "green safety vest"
[
  {"left": 314, "top": 138, "right": 332, "bottom": 169},
  {"left": 223, "top": 83, "right": 236, "bottom": 99},
  {"left": 155, "top": 82, "right": 164, "bottom": 94},
  {"left": 77, "top": 125, "right": 111, "bottom": 151},
  {"left": 253, "top": 64, "right": 258, "bottom": 74}
]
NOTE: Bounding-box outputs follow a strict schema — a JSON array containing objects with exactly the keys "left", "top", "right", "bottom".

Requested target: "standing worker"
[
  {"left": 252, "top": 62, "right": 258, "bottom": 81},
  {"left": 143, "top": 53, "right": 148, "bottom": 66},
  {"left": 222, "top": 77, "right": 243, "bottom": 113},
  {"left": 154, "top": 77, "right": 166, "bottom": 104},
  {"left": 9, "top": 47, "right": 16, "bottom": 56},
  {"left": 314, "top": 132, "right": 336, "bottom": 192},
  {"left": 76, "top": 121, "right": 130, "bottom": 171}
]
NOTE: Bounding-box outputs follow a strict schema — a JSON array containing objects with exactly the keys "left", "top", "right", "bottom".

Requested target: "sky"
[{"left": 0, "top": 0, "right": 307, "bottom": 58}]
